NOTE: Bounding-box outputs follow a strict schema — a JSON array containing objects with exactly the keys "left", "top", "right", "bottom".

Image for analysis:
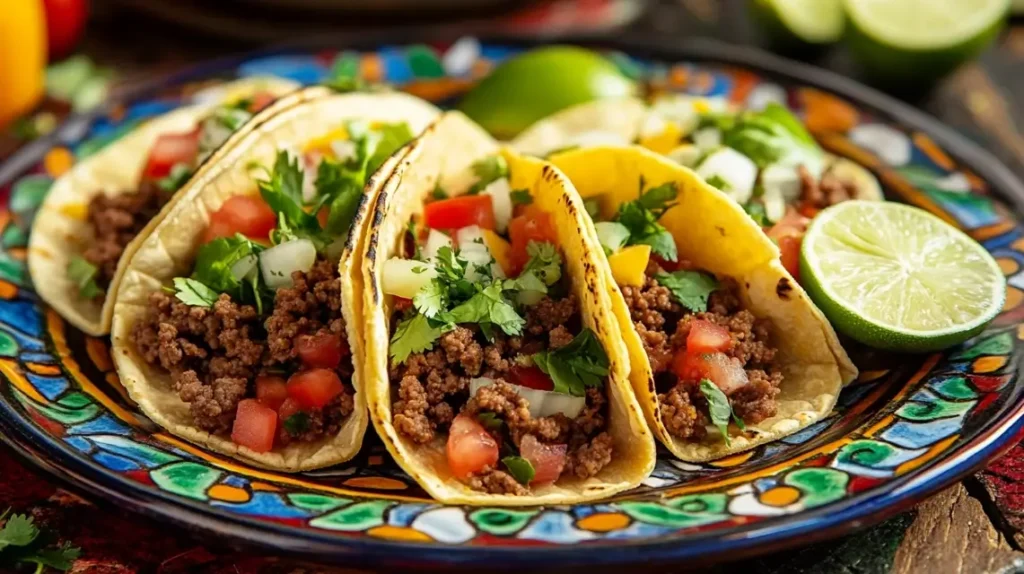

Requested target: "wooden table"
[{"left": 3, "top": 1, "right": 1024, "bottom": 572}]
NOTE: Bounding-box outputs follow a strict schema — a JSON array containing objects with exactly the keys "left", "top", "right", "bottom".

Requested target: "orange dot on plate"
[
  {"left": 208, "top": 484, "right": 251, "bottom": 503},
  {"left": 44, "top": 147, "right": 74, "bottom": 177},
  {"left": 997, "top": 257, "right": 1019, "bottom": 275},
  {"left": 760, "top": 485, "right": 801, "bottom": 507},
  {"left": 368, "top": 525, "right": 432, "bottom": 542},
  {"left": 974, "top": 355, "right": 1008, "bottom": 373},
  {"left": 1004, "top": 287, "right": 1023, "bottom": 312},
  {"left": 576, "top": 512, "right": 630, "bottom": 532}
]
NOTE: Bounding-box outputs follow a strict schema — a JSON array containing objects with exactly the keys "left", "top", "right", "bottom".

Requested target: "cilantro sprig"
[
  {"left": 467, "top": 156, "right": 509, "bottom": 195},
  {"left": 67, "top": 256, "right": 103, "bottom": 299},
  {"left": 655, "top": 270, "right": 718, "bottom": 313},
  {"left": 502, "top": 455, "right": 535, "bottom": 485},
  {"left": 718, "top": 102, "right": 823, "bottom": 172},
  {"left": 613, "top": 179, "right": 678, "bottom": 262},
  {"left": 0, "top": 509, "right": 81, "bottom": 572},
  {"left": 699, "top": 379, "right": 745, "bottom": 446},
  {"left": 532, "top": 328, "right": 609, "bottom": 396}
]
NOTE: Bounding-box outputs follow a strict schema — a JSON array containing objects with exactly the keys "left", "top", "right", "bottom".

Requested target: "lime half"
[
  {"left": 750, "top": 0, "right": 845, "bottom": 46},
  {"left": 843, "top": 0, "right": 1009, "bottom": 86},
  {"left": 800, "top": 200, "right": 1005, "bottom": 352}
]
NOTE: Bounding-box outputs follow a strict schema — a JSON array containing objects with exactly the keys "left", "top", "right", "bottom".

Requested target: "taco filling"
[
  {"left": 383, "top": 155, "right": 614, "bottom": 495},
  {"left": 131, "top": 119, "right": 413, "bottom": 454},
  {"left": 593, "top": 179, "right": 781, "bottom": 444},
  {"left": 70, "top": 93, "right": 280, "bottom": 300}
]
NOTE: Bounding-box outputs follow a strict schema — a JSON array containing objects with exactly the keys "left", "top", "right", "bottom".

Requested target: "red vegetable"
[
  {"left": 231, "top": 399, "right": 277, "bottom": 453},
  {"left": 672, "top": 351, "right": 748, "bottom": 395},
  {"left": 686, "top": 320, "right": 732, "bottom": 354},
  {"left": 508, "top": 366, "right": 554, "bottom": 391},
  {"left": 446, "top": 414, "right": 499, "bottom": 480},
  {"left": 143, "top": 130, "right": 200, "bottom": 180},
  {"left": 247, "top": 91, "right": 276, "bottom": 113},
  {"left": 296, "top": 332, "right": 348, "bottom": 369},
  {"left": 287, "top": 368, "right": 343, "bottom": 410},
  {"left": 508, "top": 206, "right": 558, "bottom": 274},
  {"left": 254, "top": 375, "right": 288, "bottom": 411},
  {"left": 42, "top": 0, "right": 88, "bottom": 61},
  {"left": 519, "top": 434, "right": 566, "bottom": 486},
  {"left": 203, "top": 195, "right": 277, "bottom": 243},
  {"left": 424, "top": 195, "right": 496, "bottom": 231}
]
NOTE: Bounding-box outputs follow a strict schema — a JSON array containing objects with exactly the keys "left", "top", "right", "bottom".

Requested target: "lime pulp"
[{"left": 750, "top": 0, "right": 845, "bottom": 45}]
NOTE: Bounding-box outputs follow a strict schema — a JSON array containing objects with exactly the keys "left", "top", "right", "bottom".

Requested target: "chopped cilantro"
[
  {"left": 367, "top": 122, "right": 415, "bottom": 175},
  {"left": 502, "top": 456, "right": 535, "bottom": 485},
  {"left": 389, "top": 313, "right": 447, "bottom": 365},
  {"left": 413, "top": 280, "right": 446, "bottom": 319},
  {"left": 67, "top": 256, "right": 103, "bottom": 299},
  {"left": 1, "top": 508, "right": 81, "bottom": 572},
  {"left": 705, "top": 174, "right": 731, "bottom": 191},
  {"left": 699, "top": 379, "right": 740, "bottom": 446},
  {"left": 172, "top": 277, "right": 219, "bottom": 307},
  {"left": 583, "top": 198, "right": 601, "bottom": 219},
  {"left": 532, "top": 328, "right": 609, "bottom": 397},
  {"left": 467, "top": 156, "right": 509, "bottom": 195},
  {"left": 477, "top": 412, "right": 504, "bottom": 432},
  {"left": 284, "top": 412, "right": 310, "bottom": 436},
  {"left": 519, "top": 241, "right": 562, "bottom": 286},
  {"left": 213, "top": 106, "right": 252, "bottom": 132},
  {"left": 655, "top": 270, "right": 718, "bottom": 313},
  {"left": 743, "top": 200, "right": 768, "bottom": 226},
  {"left": 21, "top": 542, "right": 81, "bottom": 572},
  {"left": 510, "top": 189, "right": 533, "bottom": 206},
  {"left": 720, "top": 102, "right": 823, "bottom": 171},
  {"left": 432, "top": 181, "right": 449, "bottom": 200},
  {"left": 0, "top": 513, "right": 38, "bottom": 550},
  {"left": 613, "top": 180, "right": 678, "bottom": 262},
  {"left": 256, "top": 151, "right": 321, "bottom": 239},
  {"left": 157, "top": 163, "right": 193, "bottom": 192},
  {"left": 637, "top": 182, "right": 678, "bottom": 216},
  {"left": 445, "top": 283, "right": 524, "bottom": 337},
  {"left": 189, "top": 234, "right": 269, "bottom": 310}
]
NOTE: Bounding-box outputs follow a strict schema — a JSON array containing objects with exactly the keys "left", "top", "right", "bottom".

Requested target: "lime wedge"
[
  {"left": 800, "top": 200, "right": 1005, "bottom": 352},
  {"left": 843, "top": 0, "right": 1009, "bottom": 86},
  {"left": 750, "top": 0, "right": 845, "bottom": 46}
]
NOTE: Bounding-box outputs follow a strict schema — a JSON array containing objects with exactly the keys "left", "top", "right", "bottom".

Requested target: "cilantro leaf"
[
  {"left": 502, "top": 456, "right": 535, "bottom": 485},
  {"left": 467, "top": 156, "right": 509, "bottom": 195},
  {"left": 433, "top": 246, "right": 467, "bottom": 283},
  {"left": 504, "top": 270, "right": 547, "bottom": 295},
  {"left": 316, "top": 159, "right": 365, "bottom": 240},
  {"left": 284, "top": 412, "right": 310, "bottom": 436},
  {"left": 477, "top": 412, "right": 504, "bottom": 432},
  {"left": 191, "top": 234, "right": 263, "bottom": 294},
  {"left": 583, "top": 198, "right": 601, "bottom": 220},
  {"left": 743, "top": 200, "right": 768, "bottom": 226},
  {"left": 705, "top": 174, "right": 731, "bottom": 191},
  {"left": 700, "top": 379, "right": 735, "bottom": 446},
  {"left": 256, "top": 151, "right": 321, "bottom": 236},
  {"left": 390, "top": 314, "right": 447, "bottom": 365},
  {"left": 519, "top": 241, "right": 562, "bottom": 286},
  {"left": 366, "top": 122, "right": 414, "bottom": 175},
  {"left": 615, "top": 201, "right": 677, "bottom": 261},
  {"left": 0, "top": 514, "right": 39, "bottom": 550},
  {"left": 446, "top": 283, "right": 524, "bottom": 336},
  {"left": 720, "top": 102, "right": 822, "bottom": 171},
  {"left": 510, "top": 189, "right": 532, "bottom": 206},
  {"left": 637, "top": 182, "right": 677, "bottom": 216},
  {"left": 157, "top": 163, "right": 193, "bottom": 192},
  {"left": 22, "top": 542, "right": 81, "bottom": 571},
  {"left": 413, "top": 280, "right": 446, "bottom": 319},
  {"left": 67, "top": 256, "right": 103, "bottom": 299},
  {"left": 432, "top": 182, "right": 449, "bottom": 200},
  {"left": 173, "top": 277, "right": 219, "bottom": 308},
  {"left": 532, "top": 328, "right": 609, "bottom": 396},
  {"left": 655, "top": 270, "right": 718, "bottom": 313}
]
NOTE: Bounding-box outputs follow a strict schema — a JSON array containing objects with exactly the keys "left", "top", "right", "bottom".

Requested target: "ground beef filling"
[
  {"left": 620, "top": 262, "right": 782, "bottom": 441},
  {"left": 83, "top": 181, "right": 173, "bottom": 292},
  {"left": 798, "top": 165, "right": 859, "bottom": 211},
  {"left": 133, "top": 259, "right": 354, "bottom": 442},
  {"left": 390, "top": 295, "right": 614, "bottom": 495}
]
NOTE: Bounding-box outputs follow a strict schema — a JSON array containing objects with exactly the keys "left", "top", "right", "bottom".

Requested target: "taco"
[
  {"left": 362, "top": 112, "right": 655, "bottom": 504},
  {"left": 512, "top": 95, "right": 883, "bottom": 277},
  {"left": 29, "top": 76, "right": 301, "bottom": 337},
  {"left": 548, "top": 145, "right": 857, "bottom": 461},
  {"left": 110, "top": 88, "right": 440, "bottom": 471}
]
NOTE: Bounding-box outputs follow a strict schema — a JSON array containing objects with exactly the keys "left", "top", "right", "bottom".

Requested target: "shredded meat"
[
  {"left": 525, "top": 295, "right": 578, "bottom": 335},
  {"left": 83, "top": 181, "right": 173, "bottom": 291},
  {"left": 658, "top": 385, "right": 707, "bottom": 440},
  {"left": 798, "top": 165, "right": 858, "bottom": 210},
  {"left": 467, "top": 467, "right": 529, "bottom": 496},
  {"left": 563, "top": 432, "right": 613, "bottom": 480}
]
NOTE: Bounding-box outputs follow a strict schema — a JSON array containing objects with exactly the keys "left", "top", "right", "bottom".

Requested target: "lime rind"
[
  {"left": 764, "top": 0, "right": 845, "bottom": 44},
  {"left": 800, "top": 201, "right": 1005, "bottom": 352},
  {"left": 843, "top": 0, "right": 1009, "bottom": 51}
]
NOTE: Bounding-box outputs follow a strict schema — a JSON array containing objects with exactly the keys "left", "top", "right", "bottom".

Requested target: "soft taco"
[
  {"left": 110, "top": 87, "right": 440, "bottom": 471},
  {"left": 512, "top": 95, "right": 883, "bottom": 277},
  {"left": 29, "top": 76, "right": 300, "bottom": 337},
  {"left": 362, "top": 112, "right": 655, "bottom": 505},
  {"left": 548, "top": 145, "right": 857, "bottom": 461}
]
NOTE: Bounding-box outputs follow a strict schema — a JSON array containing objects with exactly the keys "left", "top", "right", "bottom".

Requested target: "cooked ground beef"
[
  {"left": 798, "top": 165, "right": 858, "bottom": 211},
  {"left": 390, "top": 294, "right": 612, "bottom": 494},
  {"left": 621, "top": 264, "right": 783, "bottom": 441},
  {"left": 83, "top": 181, "right": 173, "bottom": 291},
  {"left": 133, "top": 258, "right": 354, "bottom": 442}
]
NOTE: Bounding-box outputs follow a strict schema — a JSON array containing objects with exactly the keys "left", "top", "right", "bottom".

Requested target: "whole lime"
[{"left": 459, "top": 46, "right": 637, "bottom": 140}]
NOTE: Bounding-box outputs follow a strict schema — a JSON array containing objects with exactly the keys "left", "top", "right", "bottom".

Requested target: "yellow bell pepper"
[
  {"left": 481, "top": 229, "right": 513, "bottom": 277},
  {"left": 0, "top": 0, "right": 46, "bottom": 128},
  {"left": 608, "top": 244, "right": 651, "bottom": 287},
  {"left": 638, "top": 121, "right": 684, "bottom": 156}
]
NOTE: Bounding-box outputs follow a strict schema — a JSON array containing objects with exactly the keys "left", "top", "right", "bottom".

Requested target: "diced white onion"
[
  {"left": 482, "top": 177, "right": 513, "bottom": 233},
  {"left": 422, "top": 229, "right": 453, "bottom": 262},
  {"left": 692, "top": 128, "right": 722, "bottom": 152},
  {"left": 667, "top": 145, "right": 702, "bottom": 168},
  {"left": 761, "top": 164, "right": 803, "bottom": 203},
  {"left": 456, "top": 226, "right": 503, "bottom": 281},
  {"left": 301, "top": 154, "right": 319, "bottom": 204},
  {"left": 230, "top": 254, "right": 258, "bottom": 282},
  {"left": 594, "top": 221, "right": 630, "bottom": 254},
  {"left": 259, "top": 239, "right": 316, "bottom": 289},
  {"left": 697, "top": 147, "right": 757, "bottom": 205},
  {"left": 382, "top": 258, "right": 437, "bottom": 299},
  {"left": 561, "top": 130, "right": 629, "bottom": 151},
  {"left": 330, "top": 139, "right": 357, "bottom": 163},
  {"left": 469, "top": 377, "right": 585, "bottom": 419},
  {"left": 638, "top": 113, "right": 668, "bottom": 139},
  {"left": 648, "top": 96, "right": 699, "bottom": 137}
]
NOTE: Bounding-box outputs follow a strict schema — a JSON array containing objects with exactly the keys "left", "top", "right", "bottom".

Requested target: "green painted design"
[
  {"left": 309, "top": 501, "right": 391, "bottom": 531},
  {"left": 407, "top": 45, "right": 445, "bottom": 78},
  {"left": 1, "top": 224, "right": 28, "bottom": 249},
  {"left": 90, "top": 435, "right": 180, "bottom": 467},
  {"left": 924, "top": 187, "right": 995, "bottom": 216},
  {"left": 57, "top": 392, "right": 93, "bottom": 409},
  {"left": 930, "top": 376, "right": 978, "bottom": 400},
  {"left": 608, "top": 51, "right": 644, "bottom": 80},
  {"left": 0, "top": 253, "right": 25, "bottom": 284},
  {"left": 836, "top": 440, "right": 895, "bottom": 467},
  {"left": 23, "top": 395, "right": 99, "bottom": 424},
  {"left": 616, "top": 494, "right": 728, "bottom": 528},
  {"left": 10, "top": 175, "right": 52, "bottom": 228},
  {"left": 897, "top": 165, "right": 944, "bottom": 188},
  {"left": 952, "top": 332, "right": 1013, "bottom": 359},
  {"left": 784, "top": 468, "right": 849, "bottom": 508},
  {"left": 75, "top": 119, "right": 142, "bottom": 159},
  {"left": 469, "top": 509, "right": 539, "bottom": 536},
  {"left": 151, "top": 462, "right": 224, "bottom": 500},
  {"left": 287, "top": 493, "right": 350, "bottom": 513},
  {"left": 329, "top": 52, "right": 360, "bottom": 83},
  {"left": 0, "top": 330, "right": 18, "bottom": 357},
  {"left": 897, "top": 397, "right": 974, "bottom": 421}
]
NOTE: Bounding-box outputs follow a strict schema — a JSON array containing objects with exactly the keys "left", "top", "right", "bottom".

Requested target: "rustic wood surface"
[{"left": 2, "top": 1, "right": 1024, "bottom": 572}]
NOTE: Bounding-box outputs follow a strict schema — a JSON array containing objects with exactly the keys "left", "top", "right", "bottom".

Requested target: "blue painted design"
[
  {"left": 379, "top": 47, "right": 414, "bottom": 84},
  {"left": 387, "top": 503, "right": 432, "bottom": 527},
  {"left": 91, "top": 435, "right": 180, "bottom": 467},
  {"left": 67, "top": 414, "right": 132, "bottom": 436},
  {"left": 239, "top": 56, "right": 325, "bottom": 85},
  {"left": 211, "top": 492, "right": 312, "bottom": 518},
  {"left": 880, "top": 414, "right": 967, "bottom": 449},
  {"left": 781, "top": 419, "right": 832, "bottom": 445},
  {"left": 65, "top": 436, "right": 92, "bottom": 453},
  {"left": 223, "top": 475, "right": 249, "bottom": 488},
  {"left": 0, "top": 300, "right": 43, "bottom": 338},
  {"left": 604, "top": 522, "right": 677, "bottom": 540},
  {"left": 26, "top": 373, "right": 69, "bottom": 400},
  {"left": 517, "top": 511, "right": 596, "bottom": 544},
  {"left": 478, "top": 45, "right": 517, "bottom": 63},
  {"left": 94, "top": 452, "right": 141, "bottom": 472},
  {"left": 21, "top": 353, "right": 55, "bottom": 364},
  {"left": 924, "top": 188, "right": 999, "bottom": 229}
]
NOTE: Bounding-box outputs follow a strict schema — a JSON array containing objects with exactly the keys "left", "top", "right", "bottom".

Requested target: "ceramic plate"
[{"left": 2, "top": 37, "right": 1023, "bottom": 569}]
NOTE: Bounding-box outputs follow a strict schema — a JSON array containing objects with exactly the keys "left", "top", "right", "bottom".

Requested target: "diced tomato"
[
  {"left": 393, "top": 296, "right": 413, "bottom": 312},
  {"left": 255, "top": 375, "right": 288, "bottom": 411},
  {"left": 316, "top": 206, "right": 330, "bottom": 229},
  {"left": 203, "top": 195, "right": 277, "bottom": 242},
  {"left": 777, "top": 235, "right": 802, "bottom": 282},
  {"left": 248, "top": 91, "right": 276, "bottom": 113},
  {"left": 767, "top": 207, "right": 808, "bottom": 282},
  {"left": 519, "top": 434, "right": 567, "bottom": 486},
  {"left": 686, "top": 320, "right": 733, "bottom": 354},
  {"left": 508, "top": 366, "right": 554, "bottom": 391},
  {"left": 446, "top": 414, "right": 499, "bottom": 480},
  {"left": 143, "top": 130, "right": 200, "bottom": 180},
  {"left": 798, "top": 204, "right": 820, "bottom": 219},
  {"left": 424, "top": 195, "right": 496, "bottom": 231},
  {"left": 508, "top": 206, "right": 558, "bottom": 274},
  {"left": 231, "top": 399, "right": 277, "bottom": 453},
  {"left": 277, "top": 397, "right": 301, "bottom": 422},
  {"left": 672, "top": 351, "right": 749, "bottom": 395},
  {"left": 287, "top": 368, "right": 343, "bottom": 409},
  {"left": 296, "top": 332, "right": 348, "bottom": 369}
]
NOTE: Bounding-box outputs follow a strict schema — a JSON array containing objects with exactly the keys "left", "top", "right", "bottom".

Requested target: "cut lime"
[
  {"left": 749, "top": 0, "right": 845, "bottom": 46},
  {"left": 843, "top": 0, "right": 1009, "bottom": 87},
  {"left": 800, "top": 200, "right": 1005, "bottom": 352},
  {"left": 458, "top": 46, "right": 636, "bottom": 140}
]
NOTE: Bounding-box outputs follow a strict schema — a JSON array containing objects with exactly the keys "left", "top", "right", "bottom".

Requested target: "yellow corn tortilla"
[
  {"left": 110, "top": 88, "right": 441, "bottom": 471},
  {"left": 29, "top": 76, "right": 301, "bottom": 337},
  {"left": 549, "top": 145, "right": 858, "bottom": 462},
  {"left": 362, "top": 112, "right": 656, "bottom": 505}
]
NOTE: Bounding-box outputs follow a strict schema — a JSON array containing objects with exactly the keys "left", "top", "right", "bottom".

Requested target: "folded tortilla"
[
  {"left": 549, "top": 145, "right": 858, "bottom": 462},
  {"left": 29, "top": 76, "right": 301, "bottom": 337},
  {"left": 362, "top": 112, "right": 656, "bottom": 505},
  {"left": 110, "top": 87, "right": 441, "bottom": 471}
]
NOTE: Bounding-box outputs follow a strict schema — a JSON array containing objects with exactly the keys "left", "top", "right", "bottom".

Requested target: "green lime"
[
  {"left": 843, "top": 0, "right": 1009, "bottom": 87},
  {"left": 749, "top": 0, "right": 845, "bottom": 48},
  {"left": 458, "top": 46, "right": 636, "bottom": 140},
  {"left": 800, "top": 200, "right": 1005, "bottom": 353}
]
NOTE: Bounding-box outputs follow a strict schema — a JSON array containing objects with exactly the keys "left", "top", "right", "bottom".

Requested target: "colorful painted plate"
[{"left": 2, "top": 38, "right": 1023, "bottom": 569}]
